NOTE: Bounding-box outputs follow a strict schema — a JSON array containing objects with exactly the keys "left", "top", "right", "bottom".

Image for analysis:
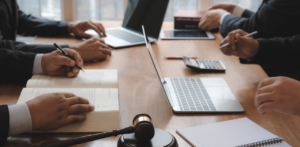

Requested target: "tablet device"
[{"left": 160, "top": 29, "right": 215, "bottom": 40}]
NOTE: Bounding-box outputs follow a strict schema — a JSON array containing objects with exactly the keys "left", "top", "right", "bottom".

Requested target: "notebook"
[
  {"left": 17, "top": 69, "right": 120, "bottom": 132},
  {"left": 176, "top": 117, "right": 291, "bottom": 147}
]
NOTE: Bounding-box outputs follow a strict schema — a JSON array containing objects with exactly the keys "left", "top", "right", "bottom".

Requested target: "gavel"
[{"left": 44, "top": 114, "right": 155, "bottom": 147}]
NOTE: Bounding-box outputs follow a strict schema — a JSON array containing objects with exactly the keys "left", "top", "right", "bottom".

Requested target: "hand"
[
  {"left": 220, "top": 29, "right": 259, "bottom": 59},
  {"left": 68, "top": 20, "right": 106, "bottom": 38},
  {"left": 255, "top": 77, "right": 300, "bottom": 115},
  {"left": 26, "top": 93, "right": 94, "bottom": 131},
  {"left": 208, "top": 3, "right": 237, "bottom": 13},
  {"left": 198, "top": 9, "right": 227, "bottom": 31},
  {"left": 69, "top": 37, "right": 111, "bottom": 61},
  {"left": 42, "top": 49, "right": 83, "bottom": 77}
]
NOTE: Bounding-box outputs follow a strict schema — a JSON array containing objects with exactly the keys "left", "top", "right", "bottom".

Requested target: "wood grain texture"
[{"left": 1, "top": 21, "right": 300, "bottom": 147}]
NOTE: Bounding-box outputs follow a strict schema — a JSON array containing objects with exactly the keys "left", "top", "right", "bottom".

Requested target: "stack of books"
[{"left": 174, "top": 10, "right": 206, "bottom": 29}]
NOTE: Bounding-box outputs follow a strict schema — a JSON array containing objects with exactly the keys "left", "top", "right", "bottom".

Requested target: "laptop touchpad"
[{"left": 205, "top": 87, "right": 236, "bottom": 100}]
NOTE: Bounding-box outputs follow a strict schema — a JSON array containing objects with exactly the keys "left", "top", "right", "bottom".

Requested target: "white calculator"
[{"left": 183, "top": 56, "right": 226, "bottom": 72}]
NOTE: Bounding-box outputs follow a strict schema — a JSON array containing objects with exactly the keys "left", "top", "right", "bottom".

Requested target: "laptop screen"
[{"left": 122, "top": 0, "right": 169, "bottom": 39}]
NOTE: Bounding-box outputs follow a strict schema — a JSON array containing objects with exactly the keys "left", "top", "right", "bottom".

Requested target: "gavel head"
[{"left": 132, "top": 114, "right": 155, "bottom": 141}]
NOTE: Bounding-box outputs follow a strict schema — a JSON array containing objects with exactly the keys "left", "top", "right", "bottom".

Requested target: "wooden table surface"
[{"left": 1, "top": 21, "right": 300, "bottom": 147}]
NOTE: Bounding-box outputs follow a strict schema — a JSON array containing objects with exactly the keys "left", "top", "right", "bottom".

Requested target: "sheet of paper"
[
  {"left": 26, "top": 69, "right": 117, "bottom": 88},
  {"left": 18, "top": 88, "right": 119, "bottom": 111},
  {"left": 176, "top": 117, "right": 291, "bottom": 147}
]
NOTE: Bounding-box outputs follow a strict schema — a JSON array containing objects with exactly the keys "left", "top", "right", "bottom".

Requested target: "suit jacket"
[
  {"left": 0, "top": 0, "right": 69, "bottom": 53},
  {"left": 0, "top": 105, "right": 9, "bottom": 146},
  {"left": 220, "top": 0, "right": 300, "bottom": 39},
  {"left": 0, "top": 48, "right": 36, "bottom": 82}
]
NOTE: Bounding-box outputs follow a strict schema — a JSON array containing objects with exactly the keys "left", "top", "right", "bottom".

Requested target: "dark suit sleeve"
[
  {"left": 0, "top": 48, "right": 37, "bottom": 82},
  {"left": 220, "top": 0, "right": 300, "bottom": 38},
  {"left": 0, "top": 105, "right": 9, "bottom": 146},
  {"left": 241, "top": 9, "right": 254, "bottom": 18},
  {"left": 240, "top": 35, "right": 300, "bottom": 68},
  {"left": 17, "top": 9, "right": 69, "bottom": 37}
]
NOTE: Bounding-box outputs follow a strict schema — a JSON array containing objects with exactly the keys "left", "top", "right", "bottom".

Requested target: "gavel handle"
[{"left": 44, "top": 126, "right": 135, "bottom": 147}]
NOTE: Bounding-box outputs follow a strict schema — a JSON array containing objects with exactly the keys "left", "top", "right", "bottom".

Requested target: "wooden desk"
[{"left": 1, "top": 21, "right": 300, "bottom": 147}]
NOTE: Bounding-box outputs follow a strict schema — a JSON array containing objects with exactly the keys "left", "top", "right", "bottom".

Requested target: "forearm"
[
  {"left": 17, "top": 10, "right": 69, "bottom": 37},
  {"left": 241, "top": 35, "right": 300, "bottom": 67}
]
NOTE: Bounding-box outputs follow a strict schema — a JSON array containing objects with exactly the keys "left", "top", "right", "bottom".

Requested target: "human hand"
[
  {"left": 41, "top": 49, "right": 83, "bottom": 77},
  {"left": 208, "top": 3, "right": 237, "bottom": 13},
  {"left": 255, "top": 77, "right": 300, "bottom": 115},
  {"left": 68, "top": 20, "right": 106, "bottom": 38},
  {"left": 69, "top": 37, "right": 111, "bottom": 61},
  {"left": 220, "top": 29, "right": 259, "bottom": 59},
  {"left": 198, "top": 9, "right": 227, "bottom": 31},
  {"left": 26, "top": 93, "right": 94, "bottom": 131}
]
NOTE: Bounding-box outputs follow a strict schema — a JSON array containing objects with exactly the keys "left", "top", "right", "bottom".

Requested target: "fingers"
[
  {"left": 208, "top": 4, "right": 222, "bottom": 10},
  {"left": 64, "top": 115, "right": 87, "bottom": 126},
  {"left": 228, "top": 32, "right": 236, "bottom": 50},
  {"left": 64, "top": 49, "right": 83, "bottom": 68},
  {"left": 258, "top": 78, "right": 277, "bottom": 89},
  {"left": 68, "top": 104, "right": 94, "bottom": 114},
  {"left": 257, "top": 102, "right": 278, "bottom": 115},
  {"left": 62, "top": 93, "right": 76, "bottom": 98},
  {"left": 95, "top": 22, "right": 106, "bottom": 37},
  {"left": 86, "top": 20, "right": 104, "bottom": 37},
  {"left": 53, "top": 51, "right": 76, "bottom": 67},
  {"left": 77, "top": 31, "right": 93, "bottom": 39},
  {"left": 67, "top": 97, "right": 90, "bottom": 105},
  {"left": 255, "top": 93, "right": 274, "bottom": 107},
  {"left": 257, "top": 85, "right": 273, "bottom": 95}
]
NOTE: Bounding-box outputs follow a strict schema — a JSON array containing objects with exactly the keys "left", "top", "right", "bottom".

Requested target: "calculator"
[{"left": 183, "top": 56, "right": 226, "bottom": 72}]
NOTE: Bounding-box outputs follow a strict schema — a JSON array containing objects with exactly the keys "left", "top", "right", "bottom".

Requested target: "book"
[
  {"left": 17, "top": 69, "right": 120, "bottom": 133},
  {"left": 174, "top": 10, "right": 206, "bottom": 29},
  {"left": 176, "top": 117, "right": 291, "bottom": 147}
]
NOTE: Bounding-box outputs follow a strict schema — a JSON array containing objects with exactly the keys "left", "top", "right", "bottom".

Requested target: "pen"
[
  {"left": 219, "top": 31, "right": 258, "bottom": 49},
  {"left": 165, "top": 56, "right": 197, "bottom": 59},
  {"left": 53, "top": 43, "right": 85, "bottom": 72}
]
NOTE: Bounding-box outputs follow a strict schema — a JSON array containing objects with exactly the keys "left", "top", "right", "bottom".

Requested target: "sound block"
[{"left": 117, "top": 128, "right": 178, "bottom": 147}]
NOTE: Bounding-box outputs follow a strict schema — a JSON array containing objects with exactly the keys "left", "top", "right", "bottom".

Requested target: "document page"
[
  {"left": 176, "top": 117, "right": 291, "bottom": 147},
  {"left": 17, "top": 88, "right": 119, "bottom": 111},
  {"left": 26, "top": 69, "right": 117, "bottom": 89}
]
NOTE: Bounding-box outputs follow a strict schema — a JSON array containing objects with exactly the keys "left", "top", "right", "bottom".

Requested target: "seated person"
[
  {"left": 219, "top": 29, "right": 300, "bottom": 80},
  {"left": 0, "top": 49, "right": 94, "bottom": 145},
  {"left": 198, "top": 1, "right": 300, "bottom": 39},
  {"left": 0, "top": 0, "right": 111, "bottom": 61},
  {"left": 255, "top": 76, "right": 300, "bottom": 116}
]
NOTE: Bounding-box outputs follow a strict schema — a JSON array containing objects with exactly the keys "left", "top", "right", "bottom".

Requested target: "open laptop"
[
  {"left": 85, "top": 0, "right": 169, "bottom": 48},
  {"left": 142, "top": 26, "right": 244, "bottom": 113}
]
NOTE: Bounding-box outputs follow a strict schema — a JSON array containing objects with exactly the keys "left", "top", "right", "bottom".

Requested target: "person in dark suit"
[
  {"left": 0, "top": 0, "right": 111, "bottom": 61},
  {"left": 219, "top": 29, "right": 300, "bottom": 80},
  {"left": 0, "top": 49, "right": 94, "bottom": 146},
  {"left": 198, "top": 0, "right": 300, "bottom": 39}
]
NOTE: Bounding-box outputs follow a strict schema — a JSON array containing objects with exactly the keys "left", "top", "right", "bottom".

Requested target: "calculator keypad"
[{"left": 197, "top": 60, "right": 224, "bottom": 70}]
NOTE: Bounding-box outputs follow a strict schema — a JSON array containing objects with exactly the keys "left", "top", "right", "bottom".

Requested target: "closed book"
[{"left": 174, "top": 10, "right": 206, "bottom": 29}]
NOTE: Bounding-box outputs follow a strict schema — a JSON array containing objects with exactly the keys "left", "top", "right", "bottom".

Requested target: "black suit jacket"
[
  {"left": 0, "top": 105, "right": 9, "bottom": 146},
  {"left": 220, "top": 0, "right": 300, "bottom": 39},
  {"left": 0, "top": 48, "right": 37, "bottom": 82},
  {"left": 0, "top": 0, "right": 69, "bottom": 53}
]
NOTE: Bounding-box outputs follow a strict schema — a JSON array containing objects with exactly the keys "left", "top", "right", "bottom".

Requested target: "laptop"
[
  {"left": 85, "top": 0, "right": 169, "bottom": 48},
  {"left": 142, "top": 26, "right": 244, "bottom": 113}
]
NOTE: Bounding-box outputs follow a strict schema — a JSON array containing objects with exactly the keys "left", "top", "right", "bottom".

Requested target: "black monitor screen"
[{"left": 122, "top": 0, "right": 169, "bottom": 39}]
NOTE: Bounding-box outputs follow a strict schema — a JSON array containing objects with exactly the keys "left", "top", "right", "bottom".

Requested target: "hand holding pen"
[
  {"left": 219, "top": 30, "right": 259, "bottom": 59},
  {"left": 54, "top": 43, "right": 85, "bottom": 72}
]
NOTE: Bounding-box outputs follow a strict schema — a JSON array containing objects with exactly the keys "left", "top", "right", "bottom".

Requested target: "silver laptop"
[
  {"left": 142, "top": 26, "right": 244, "bottom": 113},
  {"left": 85, "top": 0, "right": 169, "bottom": 48}
]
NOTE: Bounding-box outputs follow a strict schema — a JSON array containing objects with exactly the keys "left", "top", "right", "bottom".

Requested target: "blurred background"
[{"left": 17, "top": 0, "right": 261, "bottom": 21}]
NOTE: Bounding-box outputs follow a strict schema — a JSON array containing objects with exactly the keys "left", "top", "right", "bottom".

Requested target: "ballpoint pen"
[
  {"left": 219, "top": 31, "right": 258, "bottom": 49},
  {"left": 53, "top": 43, "right": 85, "bottom": 72}
]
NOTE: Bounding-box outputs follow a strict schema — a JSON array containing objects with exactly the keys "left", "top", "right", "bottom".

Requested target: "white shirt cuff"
[
  {"left": 220, "top": 12, "right": 230, "bottom": 25},
  {"left": 232, "top": 4, "right": 246, "bottom": 17},
  {"left": 32, "top": 54, "right": 44, "bottom": 74},
  {"left": 8, "top": 103, "right": 33, "bottom": 136}
]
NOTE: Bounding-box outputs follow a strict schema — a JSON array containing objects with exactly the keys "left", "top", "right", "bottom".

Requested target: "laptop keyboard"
[
  {"left": 170, "top": 78, "right": 217, "bottom": 111},
  {"left": 106, "top": 29, "right": 145, "bottom": 43}
]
